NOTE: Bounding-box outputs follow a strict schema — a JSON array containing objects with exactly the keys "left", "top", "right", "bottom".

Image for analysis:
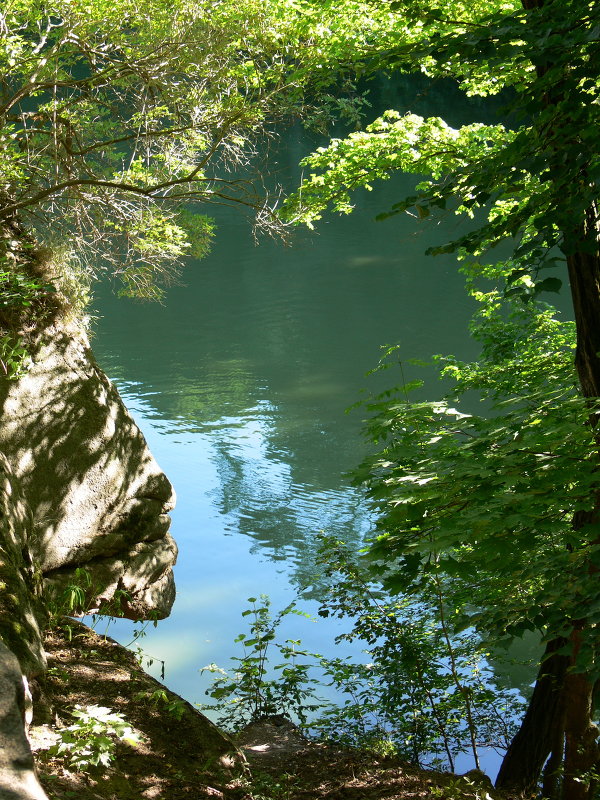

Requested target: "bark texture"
[
  {"left": 567, "top": 219, "right": 600, "bottom": 399},
  {"left": 561, "top": 231, "right": 600, "bottom": 798},
  {"left": 495, "top": 0, "right": 600, "bottom": 790},
  {"left": 495, "top": 638, "right": 568, "bottom": 793},
  {"left": 563, "top": 668, "right": 599, "bottom": 800}
]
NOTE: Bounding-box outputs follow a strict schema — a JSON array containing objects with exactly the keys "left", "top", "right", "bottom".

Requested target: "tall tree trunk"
[
  {"left": 563, "top": 667, "right": 598, "bottom": 800},
  {"left": 560, "top": 224, "right": 600, "bottom": 799},
  {"left": 497, "top": 236, "right": 600, "bottom": 799},
  {"left": 567, "top": 216, "right": 600, "bottom": 399},
  {"left": 495, "top": 638, "right": 568, "bottom": 793},
  {"left": 496, "top": 0, "right": 600, "bottom": 786},
  {"left": 541, "top": 713, "right": 566, "bottom": 800}
]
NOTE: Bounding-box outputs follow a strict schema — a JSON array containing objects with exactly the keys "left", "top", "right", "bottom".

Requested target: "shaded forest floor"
[{"left": 31, "top": 621, "right": 521, "bottom": 800}]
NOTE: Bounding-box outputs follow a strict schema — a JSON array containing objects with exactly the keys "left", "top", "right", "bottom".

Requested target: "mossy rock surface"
[{"left": 0, "top": 453, "right": 45, "bottom": 675}]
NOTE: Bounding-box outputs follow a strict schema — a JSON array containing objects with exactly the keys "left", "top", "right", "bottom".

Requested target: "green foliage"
[
  {"left": 231, "top": 770, "right": 300, "bottom": 800},
  {"left": 202, "top": 565, "right": 523, "bottom": 771},
  {"left": 0, "top": 0, "right": 400, "bottom": 298},
  {"left": 275, "top": 13, "right": 600, "bottom": 782},
  {"left": 0, "top": 260, "right": 56, "bottom": 376},
  {"left": 48, "top": 704, "right": 142, "bottom": 771},
  {"left": 0, "top": 268, "right": 53, "bottom": 312},
  {"left": 282, "top": 112, "right": 515, "bottom": 228},
  {"left": 7, "top": 0, "right": 588, "bottom": 304},
  {"left": 277, "top": 0, "right": 600, "bottom": 788},
  {"left": 49, "top": 568, "right": 94, "bottom": 619},
  {"left": 201, "top": 596, "right": 322, "bottom": 730},
  {"left": 355, "top": 293, "right": 600, "bottom": 663},
  {"left": 312, "top": 537, "right": 522, "bottom": 770},
  {"left": 429, "top": 773, "right": 495, "bottom": 800},
  {"left": 45, "top": 247, "right": 92, "bottom": 319},
  {"left": 284, "top": 0, "right": 600, "bottom": 297},
  {"left": 132, "top": 688, "right": 186, "bottom": 721},
  {"left": 46, "top": 567, "right": 137, "bottom": 625},
  {"left": 0, "top": 334, "right": 29, "bottom": 379}
]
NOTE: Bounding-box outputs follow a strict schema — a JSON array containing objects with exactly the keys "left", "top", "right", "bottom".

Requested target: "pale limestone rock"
[
  {"left": 0, "top": 314, "right": 178, "bottom": 799},
  {"left": 0, "top": 641, "right": 48, "bottom": 800},
  {"left": 0, "top": 321, "right": 177, "bottom": 619},
  {"left": 0, "top": 454, "right": 45, "bottom": 676}
]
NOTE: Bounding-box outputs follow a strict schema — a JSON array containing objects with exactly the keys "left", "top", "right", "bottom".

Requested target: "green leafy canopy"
[
  {"left": 0, "top": 0, "right": 401, "bottom": 297},
  {"left": 278, "top": 0, "right": 600, "bottom": 664},
  {"left": 358, "top": 294, "right": 600, "bottom": 653},
  {"left": 283, "top": 0, "right": 600, "bottom": 297}
]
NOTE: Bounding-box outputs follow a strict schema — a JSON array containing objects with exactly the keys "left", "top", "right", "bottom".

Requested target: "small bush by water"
[{"left": 200, "top": 536, "right": 525, "bottom": 774}]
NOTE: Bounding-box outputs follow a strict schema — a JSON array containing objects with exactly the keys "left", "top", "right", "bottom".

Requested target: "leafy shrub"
[
  {"left": 0, "top": 334, "right": 29, "bottom": 379},
  {"left": 201, "top": 596, "right": 322, "bottom": 730},
  {"left": 0, "top": 268, "right": 54, "bottom": 312},
  {"left": 312, "top": 536, "right": 524, "bottom": 771},
  {"left": 202, "top": 538, "right": 525, "bottom": 772},
  {"left": 49, "top": 705, "right": 142, "bottom": 771},
  {"left": 133, "top": 688, "right": 186, "bottom": 720},
  {"left": 0, "top": 264, "right": 56, "bottom": 378}
]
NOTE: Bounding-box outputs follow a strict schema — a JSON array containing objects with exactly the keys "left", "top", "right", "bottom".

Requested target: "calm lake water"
[{"left": 90, "top": 81, "right": 545, "bottom": 776}]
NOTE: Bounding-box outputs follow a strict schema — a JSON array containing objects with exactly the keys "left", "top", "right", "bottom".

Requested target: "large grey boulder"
[
  {"left": 0, "top": 641, "right": 47, "bottom": 800},
  {"left": 0, "top": 454, "right": 45, "bottom": 677},
  {"left": 0, "top": 314, "right": 180, "bottom": 799},
  {"left": 0, "top": 320, "right": 177, "bottom": 619},
  {"left": 0, "top": 223, "right": 180, "bottom": 798}
]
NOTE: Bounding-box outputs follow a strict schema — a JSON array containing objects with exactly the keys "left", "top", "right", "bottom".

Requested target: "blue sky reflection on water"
[
  {"left": 88, "top": 125, "right": 536, "bottom": 778},
  {"left": 100, "top": 385, "right": 370, "bottom": 694},
  {"left": 95, "top": 388, "right": 510, "bottom": 780}
]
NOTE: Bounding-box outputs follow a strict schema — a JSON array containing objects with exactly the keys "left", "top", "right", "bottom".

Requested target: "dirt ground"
[{"left": 30, "top": 620, "right": 520, "bottom": 800}]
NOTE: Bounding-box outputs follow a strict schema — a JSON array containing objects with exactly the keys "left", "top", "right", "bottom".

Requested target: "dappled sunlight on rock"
[{"left": 0, "top": 320, "right": 177, "bottom": 620}]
